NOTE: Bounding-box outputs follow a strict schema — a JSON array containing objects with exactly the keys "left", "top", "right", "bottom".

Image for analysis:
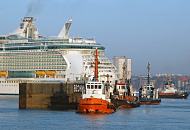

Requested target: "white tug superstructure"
[{"left": 0, "top": 17, "right": 117, "bottom": 95}]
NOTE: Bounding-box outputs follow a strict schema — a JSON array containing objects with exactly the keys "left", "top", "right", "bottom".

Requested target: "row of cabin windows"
[
  {"left": 0, "top": 54, "right": 62, "bottom": 58},
  {"left": 118, "top": 86, "right": 126, "bottom": 89},
  {"left": 87, "top": 85, "right": 102, "bottom": 89},
  {"left": 1, "top": 45, "right": 105, "bottom": 51},
  {"left": 0, "top": 66, "right": 66, "bottom": 70},
  {"left": 144, "top": 87, "right": 154, "bottom": 90},
  {"left": 0, "top": 81, "right": 20, "bottom": 83},
  {"left": 1, "top": 58, "right": 64, "bottom": 61}
]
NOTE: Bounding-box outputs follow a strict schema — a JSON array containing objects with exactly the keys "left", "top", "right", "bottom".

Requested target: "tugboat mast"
[
  {"left": 94, "top": 48, "right": 99, "bottom": 81},
  {"left": 147, "top": 62, "right": 150, "bottom": 85},
  {"left": 122, "top": 61, "right": 127, "bottom": 83}
]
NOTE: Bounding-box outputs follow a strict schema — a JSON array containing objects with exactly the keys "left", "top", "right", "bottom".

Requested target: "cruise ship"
[{"left": 0, "top": 17, "right": 117, "bottom": 95}]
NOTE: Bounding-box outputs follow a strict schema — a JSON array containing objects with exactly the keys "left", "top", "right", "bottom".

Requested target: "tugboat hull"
[
  {"left": 159, "top": 92, "right": 189, "bottom": 99},
  {"left": 111, "top": 98, "right": 140, "bottom": 109},
  {"left": 139, "top": 98, "right": 161, "bottom": 105},
  {"left": 111, "top": 96, "right": 140, "bottom": 108},
  {"left": 77, "top": 98, "right": 116, "bottom": 114}
]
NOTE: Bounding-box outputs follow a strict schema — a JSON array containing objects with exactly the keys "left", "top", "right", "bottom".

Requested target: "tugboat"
[
  {"left": 158, "top": 79, "right": 189, "bottom": 99},
  {"left": 111, "top": 60, "right": 140, "bottom": 109},
  {"left": 77, "top": 49, "right": 116, "bottom": 114},
  {"left": 139, "top": 62, "right": 161, "bottom": 105},
  {"left": 111, "top": 81, "right": 140, "bottom": 108}
]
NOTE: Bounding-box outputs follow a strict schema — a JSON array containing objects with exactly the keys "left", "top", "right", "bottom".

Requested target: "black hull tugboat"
[
  {"left": 139, "top": 62, "right": 161, "bottom": 105},
  {"left": 112, "top": 82, "right": 140, "bottom": 109},
  {"left": 111, "top": 60, "right": 140, "bottom": 109}
]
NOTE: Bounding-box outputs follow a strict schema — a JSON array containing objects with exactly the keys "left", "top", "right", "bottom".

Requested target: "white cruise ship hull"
[
  {"left": 0, "top": 82, "right": 19, "bottom": 95},
  {"left": 0, "top": 78, "right": 66, "bottom": 95}
]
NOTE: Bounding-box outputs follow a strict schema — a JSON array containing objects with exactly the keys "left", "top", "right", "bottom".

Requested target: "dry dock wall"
[{"left": 19, "top": 82, "right": 84, "bottom": 110}]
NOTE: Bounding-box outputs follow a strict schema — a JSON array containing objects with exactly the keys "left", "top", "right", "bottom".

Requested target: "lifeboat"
[
  {"left": 45, "top": 70, "right": 56, "bottom": 78},
  {"left": 36, "top": 70, "right": 46, "bottom": 77},
  {"left": 0, "top": 71, "right": 8, "bottom": 78}
]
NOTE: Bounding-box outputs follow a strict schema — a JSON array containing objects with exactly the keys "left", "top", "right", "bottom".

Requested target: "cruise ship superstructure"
[{"left": 0, "top": 17, "right": 117, "bottom": 95}]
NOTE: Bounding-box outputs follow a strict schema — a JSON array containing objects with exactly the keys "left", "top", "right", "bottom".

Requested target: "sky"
[{"left": 0, "top": 0, "right": 190, "bottom": 75}]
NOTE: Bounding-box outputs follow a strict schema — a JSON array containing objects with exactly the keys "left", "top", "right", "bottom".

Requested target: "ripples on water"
[{"left": 0, "top": 95, "right": 190, "bottom": 130}]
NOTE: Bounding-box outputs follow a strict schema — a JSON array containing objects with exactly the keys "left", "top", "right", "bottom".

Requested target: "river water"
[{"left": 0, "top": 96, "right": 190, "bottom": 130}]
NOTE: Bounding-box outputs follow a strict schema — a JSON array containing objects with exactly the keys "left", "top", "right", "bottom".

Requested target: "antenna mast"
[{"left": 147, "top": 62, "right": 150, "bottom": 84}]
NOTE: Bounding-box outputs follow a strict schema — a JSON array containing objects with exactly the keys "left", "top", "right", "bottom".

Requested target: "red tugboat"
[
  {"left": 77, "top": 49, "right": 116, "bottom": 114},
  {"left": 139, "top": 62, "right": 161, "bottom": 105}
]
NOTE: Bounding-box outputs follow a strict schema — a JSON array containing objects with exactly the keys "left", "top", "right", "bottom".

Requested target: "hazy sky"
[{"left": 0, "top": 0, "right": 190, "bottom": 75}]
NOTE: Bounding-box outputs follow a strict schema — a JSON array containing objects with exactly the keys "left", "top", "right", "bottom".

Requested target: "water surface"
[{"left": 0, "top": 96, "right": 190, "bottom": 130}]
